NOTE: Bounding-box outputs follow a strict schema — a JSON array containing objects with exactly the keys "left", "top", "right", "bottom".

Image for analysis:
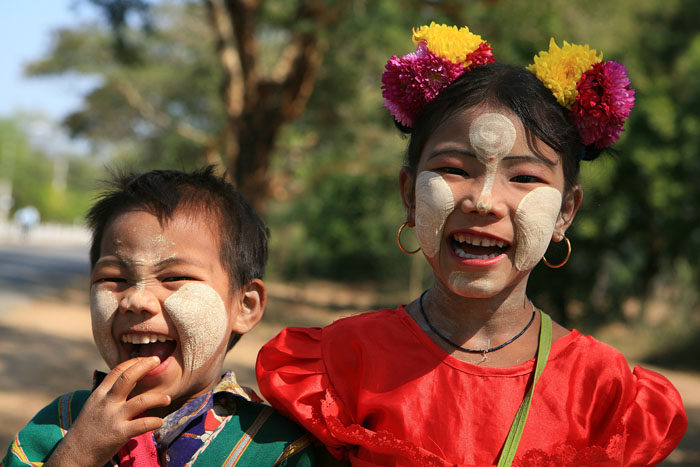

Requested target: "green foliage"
[
  {"left": 24, "top": 0, "right": 700, "bottom": 333},
  {"left": 0, "top": 118, "right": 102, "bottom": 224}
]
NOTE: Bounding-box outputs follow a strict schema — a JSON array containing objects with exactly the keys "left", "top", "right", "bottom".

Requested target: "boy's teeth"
[{"left": 121, "top": 333, "right": 173, "bottom": 344}]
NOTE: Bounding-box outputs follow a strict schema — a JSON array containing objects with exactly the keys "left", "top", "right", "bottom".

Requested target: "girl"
[{"left": 256, "top": 24, "right": 687, "bottom": 466}]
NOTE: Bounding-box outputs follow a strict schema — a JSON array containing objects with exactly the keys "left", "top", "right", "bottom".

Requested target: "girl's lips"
[{"left": 447, "top": 230, "right": 510, "bottom": 266}]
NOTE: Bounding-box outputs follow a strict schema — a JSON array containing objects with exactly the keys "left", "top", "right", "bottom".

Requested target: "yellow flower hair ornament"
[
  {"left": 528, "top": 38, "right": 635, "bottom": 149},
  {"left": 381, "top": 22, "right": 495, "bottom": 128}
]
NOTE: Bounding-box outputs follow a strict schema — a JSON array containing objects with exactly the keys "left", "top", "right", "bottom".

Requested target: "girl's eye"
[
  {"left": 439, "top": 167, "right": 468, "bottom": 176},
  {"left": 511, "top": 175, "right": 543, "bottom": 184}
]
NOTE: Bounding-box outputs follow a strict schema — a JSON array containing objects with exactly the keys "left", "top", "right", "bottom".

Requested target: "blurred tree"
[
  {"left": 24, "top": 0, "right": 700, "bottom": 334},
  {"left": 28, "top": 0, "right": 345, "bottom": 211}
]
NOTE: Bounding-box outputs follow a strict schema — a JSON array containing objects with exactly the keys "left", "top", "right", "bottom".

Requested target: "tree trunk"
[{"left": 205, "top": 0, "right": 338, "bottom": 212}]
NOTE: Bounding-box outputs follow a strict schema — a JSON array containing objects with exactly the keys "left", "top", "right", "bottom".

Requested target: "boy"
[{"left": 2, "top": 167, "right": 315, "bottom": 466}]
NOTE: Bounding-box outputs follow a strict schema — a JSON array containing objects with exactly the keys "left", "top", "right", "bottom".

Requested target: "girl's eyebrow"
[
  {"left": 425, "top": 146, "right": 476, "bottom": 160},
  {"left": 502, "top": 154, "right": 558, "bottom": 166}
]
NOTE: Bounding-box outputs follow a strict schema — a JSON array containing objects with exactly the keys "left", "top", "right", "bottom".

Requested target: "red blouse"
[{"left": 256, "top": 307, "right": 687, "bottom": 466}]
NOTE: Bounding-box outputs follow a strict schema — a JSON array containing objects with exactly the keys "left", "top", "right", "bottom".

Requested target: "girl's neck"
[{"left": 406, "top": 275, "right": 540, "bottom": 366}]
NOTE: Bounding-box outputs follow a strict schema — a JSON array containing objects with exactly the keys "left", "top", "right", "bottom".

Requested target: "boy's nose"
[{"left": 120, "top": 287, "right": 159, "bottom": 315}]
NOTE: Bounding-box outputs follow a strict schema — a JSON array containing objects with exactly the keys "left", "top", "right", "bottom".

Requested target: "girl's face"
[{"left": 400, "top": 106, "right": 581, "bottom": 299}]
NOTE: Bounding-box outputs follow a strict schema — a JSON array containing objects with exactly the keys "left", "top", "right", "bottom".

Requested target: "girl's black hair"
[{"left": 399, "top": 62, "right": 604, "bottom": 191}]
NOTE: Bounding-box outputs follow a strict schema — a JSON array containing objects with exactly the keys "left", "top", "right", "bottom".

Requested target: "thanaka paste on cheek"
[
  {"left": 514, "top": 187, "right": 562, "bottom": 271},
  {"left": 163, "top": 282, "right": 229, "bottom": 372},
  {"left": 415, "top": 171, "right": 455, "bottom": 258},
  {"left": 469, "top": 113, "right": 517, "bottom": 212},
  {"left": 90, "top": 287, "right": 120, "bottom": 368}
]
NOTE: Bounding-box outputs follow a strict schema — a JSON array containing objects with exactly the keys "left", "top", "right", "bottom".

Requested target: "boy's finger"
[
  {"left": 99, "top": 357, "right": 157, "bottom": 390},
  {"left": 123, "top": 393, "right": 171, "bottom": 420},
  {"left": 125, "top": 416, "right": 165, "bottom": 439},
  {"left": 107, "top": 356, "right": 161, "bottom": 399}
]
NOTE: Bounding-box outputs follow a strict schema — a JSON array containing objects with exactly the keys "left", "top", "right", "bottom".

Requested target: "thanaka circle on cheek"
[
  {"left": 164, "top": 282, "right": 229, "bottom": 372},
  {"left": 415, "top": 171, "right": 455, "bottom": 258},
  {"left": 90, "top": 287, "right": 120, "bottom": 368},
  {"left": 514, "top": 187, "right": 562, "bottom": 271}
]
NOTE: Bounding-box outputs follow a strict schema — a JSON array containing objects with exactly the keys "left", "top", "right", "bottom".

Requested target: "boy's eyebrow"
[
  {"left": 156, "top": 256, "right": 208, "bottom": 269},
  {"left": 94, "top": 255, "right": 208, "bottom": 269}
]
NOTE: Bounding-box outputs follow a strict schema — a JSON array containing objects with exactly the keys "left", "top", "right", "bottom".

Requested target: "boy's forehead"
[{"left": 101, "top": 207, "right": 224, "bottom": 253}]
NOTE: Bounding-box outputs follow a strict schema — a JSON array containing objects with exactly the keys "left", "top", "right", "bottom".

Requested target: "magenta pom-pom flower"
[
  {"left": 381, "top": 23, "right": 495, "bottom": 128},
  {"left": 381, "top": 43, "right": 466, "bottom": 127},
  {"left": 569, "top": 61, "right": 636, "bottom": 148}
]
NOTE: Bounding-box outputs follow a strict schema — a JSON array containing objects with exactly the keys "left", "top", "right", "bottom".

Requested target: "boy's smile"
[{"left": 89, "top": 208, "right": 252, "bottom": 411}]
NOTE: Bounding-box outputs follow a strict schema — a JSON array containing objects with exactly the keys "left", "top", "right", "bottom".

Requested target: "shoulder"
[
  {"left": 3, "top": 391, "right": 90, "bottom": 466},
  {"left": 203, "top": 399, "right": 315, "bottom": 466}
]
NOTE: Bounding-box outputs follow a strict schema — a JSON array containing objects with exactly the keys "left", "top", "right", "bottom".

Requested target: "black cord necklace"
[{"left": 418, "top": 290, "right": 536, "bottom": 354}]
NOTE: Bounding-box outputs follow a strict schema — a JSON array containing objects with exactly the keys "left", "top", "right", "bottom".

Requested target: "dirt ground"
[{"left": 1, "top": 281, "right": 698, "bottom": 465}]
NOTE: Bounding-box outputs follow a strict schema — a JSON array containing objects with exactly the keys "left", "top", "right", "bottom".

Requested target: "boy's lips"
[
  {"left": 448, "top": 230, "right": 510, "bottom": 261},
  {"left": 120, "top": 332, "right": 177, "bottom": 362}
]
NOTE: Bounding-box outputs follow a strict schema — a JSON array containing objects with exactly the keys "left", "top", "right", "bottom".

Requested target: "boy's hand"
[{"left": 45, "top": 356, "right": 171, "bottom": 467}]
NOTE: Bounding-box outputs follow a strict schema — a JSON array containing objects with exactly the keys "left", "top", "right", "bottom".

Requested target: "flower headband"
[
  {"left": 527, "top": 38, "right": 636, "bottom": 149},
  {"left": 381, "top": 22, "right": 495, "bottom": 128}
]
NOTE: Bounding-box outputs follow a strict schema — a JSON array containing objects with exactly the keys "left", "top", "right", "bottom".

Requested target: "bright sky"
[{"left": 0, "top": 1, "right": 98, "bottom": 120}]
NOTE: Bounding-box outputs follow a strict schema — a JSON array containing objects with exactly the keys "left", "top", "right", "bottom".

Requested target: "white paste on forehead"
[
  {"left": 469, "top": 113, "right": 517, "bottom": 164},
  {"left": 91, "top": 287, "right": 120, "bottom": 368},
  {"left": 164, "top": 282, "right": 229, "bottom": 372},
  {"left": 469, "top": 113, "right": 517, "bottom": 213},
  {"left": 415, "top": 171, "right": 455, "bottom": 258},
  {"left": 514, "top": 187, "right": 562, "bottom": 271}
]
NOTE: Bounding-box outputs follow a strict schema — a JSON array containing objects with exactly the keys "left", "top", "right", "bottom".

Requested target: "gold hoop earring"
[
  {"left": 542, "top": 236, "right": 571, "bottom": 269},
  {"left": 397, "top": 222, "right": 421, "bottom": 254}
]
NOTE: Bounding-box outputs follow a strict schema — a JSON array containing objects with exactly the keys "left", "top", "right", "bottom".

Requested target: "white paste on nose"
[
  {"left": 164, "top": 283, "right": 229, "bottom": 372},
  {"left": 514, "top": 186, "right": 562, "bottom": 271},
  {"left": 415, "top": 171, "right": 455, "bottom": 258},
  {"left": 91, "top": 287, "right": 120, "bottom": 368},
  {"left": 469, "top": 113, "right": 517, "bottom": 213}
]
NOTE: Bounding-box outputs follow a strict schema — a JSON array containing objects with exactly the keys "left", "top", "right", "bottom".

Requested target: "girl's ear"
[
  {"left": 229, "top": 278, "right": 265, "bottom": 335},
  {"left": 554, "top": 185, "right": 583, "bottom": 241},
  {"left": 399, "top": 166, "right": 416, "bottom": 226}
]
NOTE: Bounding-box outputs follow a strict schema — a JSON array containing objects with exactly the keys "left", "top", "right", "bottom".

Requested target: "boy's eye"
[
  {"left": 95, "top": 277, "right": 126, "bottom": 284},
  {"left": 511, "top": 175, "right": 542, "bottom": 183},
  {"left": 162, "top": 276, "right": 196, "bottom": 283}
]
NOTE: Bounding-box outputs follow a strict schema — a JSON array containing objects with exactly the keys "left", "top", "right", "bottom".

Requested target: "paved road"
[{"left": 0, "top": 244, "right": 89, "bottom": 313}]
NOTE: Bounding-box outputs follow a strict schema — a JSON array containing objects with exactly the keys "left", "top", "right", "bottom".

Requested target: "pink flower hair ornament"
[
  {"left": 527, "top": 38, "right": 635, "bottom": 149},
  {"left": 381, "top": 23, "right": 495, "bottom": 128}
]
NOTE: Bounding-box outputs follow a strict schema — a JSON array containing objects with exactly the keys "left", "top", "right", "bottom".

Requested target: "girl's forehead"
[{"left": 421, "top": 106, "right": 561, "bottom": 167}]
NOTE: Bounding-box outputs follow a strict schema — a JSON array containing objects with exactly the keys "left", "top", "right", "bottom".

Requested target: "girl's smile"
[{"left": 402, "top": 106, "right": 576, "bottom": 299}]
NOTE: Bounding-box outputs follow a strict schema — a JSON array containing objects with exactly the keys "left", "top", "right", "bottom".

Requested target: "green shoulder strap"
[{"left": 496, "top": 311, "right": 552, "bottom": 467}]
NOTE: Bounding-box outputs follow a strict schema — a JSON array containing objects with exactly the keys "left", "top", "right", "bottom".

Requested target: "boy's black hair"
[
  {"left": 399, "top": 62, "right": 601, "bottom": 192},
  {"left": 87, "top": 165, "right": 269, "bottom": 291}
]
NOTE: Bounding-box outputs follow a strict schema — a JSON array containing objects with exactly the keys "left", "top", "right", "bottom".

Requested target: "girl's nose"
[
  {"left": 460, "top": 177, "right": 506, "bottom": 218},
  {"left": 119, "top": 287, "right": 159, "bottom": 315}
]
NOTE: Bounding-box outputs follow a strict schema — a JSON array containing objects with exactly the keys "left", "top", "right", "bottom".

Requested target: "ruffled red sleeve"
[
  {"left": 621, "top": 365, "right": 687, "bottom": 465},
  {"left": 255, "top": 326, "right": 353, "bottom": 459}
]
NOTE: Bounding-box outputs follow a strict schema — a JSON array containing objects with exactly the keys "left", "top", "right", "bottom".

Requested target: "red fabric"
[
  {"left": 117, "top": 431, "right": 160, "bottom": 467},
  {"left": 256, "top": 307, "right": 687, "bottom": 467}
]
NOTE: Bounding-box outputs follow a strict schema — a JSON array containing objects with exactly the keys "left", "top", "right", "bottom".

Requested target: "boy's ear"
[{"left": 229, "top": 278, "right": 265, "bottom": 335}]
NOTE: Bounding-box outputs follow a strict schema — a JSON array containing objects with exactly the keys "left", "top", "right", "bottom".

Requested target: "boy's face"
[{"left": 89, "top": 208, "right": 263, "bottom": 408}]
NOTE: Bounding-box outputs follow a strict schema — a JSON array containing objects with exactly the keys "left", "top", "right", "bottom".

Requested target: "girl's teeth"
[{"left": 453, "top": 233, "right": 507, "bottom": 248}]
